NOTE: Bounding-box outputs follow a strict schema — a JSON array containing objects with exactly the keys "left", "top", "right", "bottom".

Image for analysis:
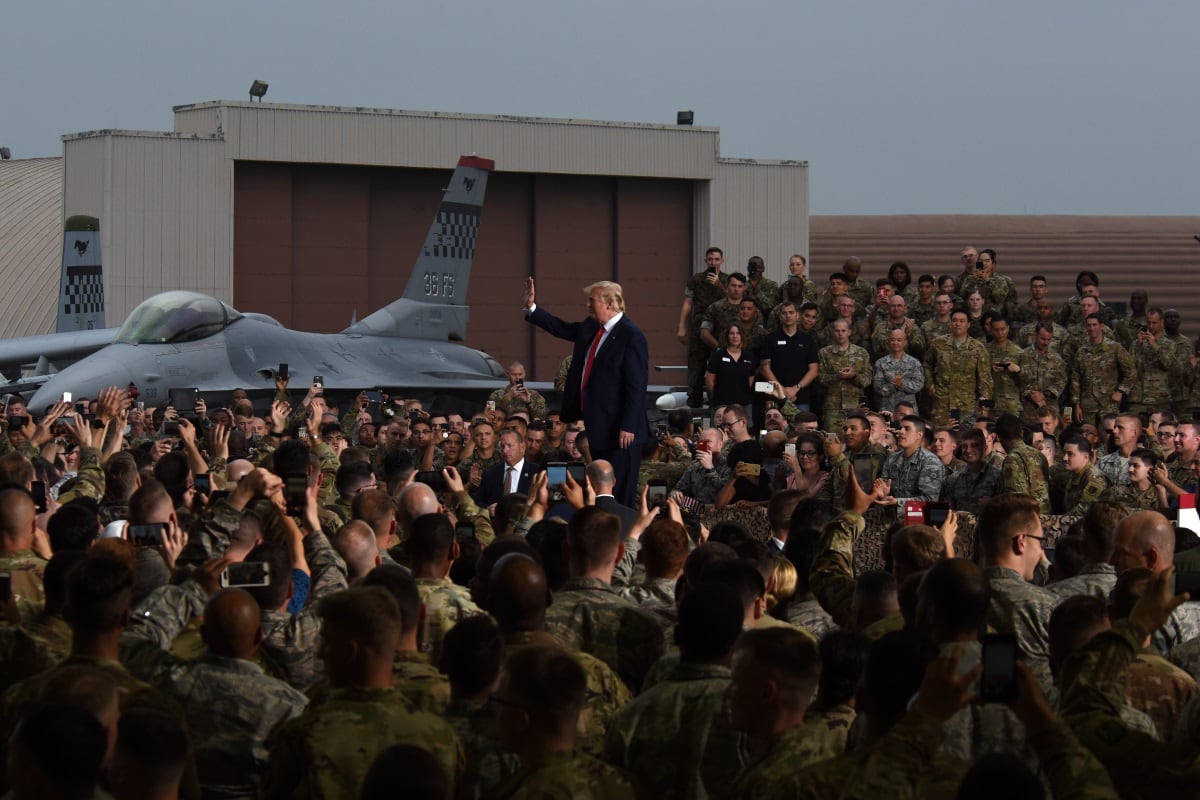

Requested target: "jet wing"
[{"left": 0, "top": 328, "right": 118, "bottom": 376}]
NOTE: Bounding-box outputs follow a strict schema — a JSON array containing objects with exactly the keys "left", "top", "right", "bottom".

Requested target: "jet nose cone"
[{"left": 31, "top": 355, "right": 136, "bottom": 411}]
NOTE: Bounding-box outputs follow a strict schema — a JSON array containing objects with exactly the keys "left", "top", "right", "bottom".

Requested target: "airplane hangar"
[{"left": 27, "top": 101, "right": 809, "bottom": 383}]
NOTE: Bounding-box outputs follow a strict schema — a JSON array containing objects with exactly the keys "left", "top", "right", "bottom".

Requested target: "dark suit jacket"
[
  {"left": 526, "top": 306, "right": 650, "bottom": 450},
  {"left": 475, "top": 459, "right": 542, "bottom": 508},
  {"left": 595, "top": 495, "right": 639, "bottom": 535}
]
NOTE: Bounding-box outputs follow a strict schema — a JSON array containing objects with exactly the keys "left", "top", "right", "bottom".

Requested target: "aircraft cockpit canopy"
[{"left": 115, "top": 291, "right": 243, "bottom": 345}]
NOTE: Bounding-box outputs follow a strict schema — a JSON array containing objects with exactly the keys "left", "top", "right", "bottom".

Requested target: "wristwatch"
[{"left": 90, "top": 418, "right": 106, "bottom": 430}]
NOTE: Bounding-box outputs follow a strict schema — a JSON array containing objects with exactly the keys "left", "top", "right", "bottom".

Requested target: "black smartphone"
[
  {"left": 209, "top": 489, "right": 230, "bottom": 504},
  {"left": 949, "top": 409, "right": 961, "bottom": 421},
  {"left": 925, "top": 501, "right": 951, "bottom": 526},
  {"left": 567, "top": 461, "right": 586, "bottom": 485},
  {"left": 163, "top": 420, "right": 181, "bottom": 436},
  {"left": 858, "top": 396, "right": 869, "bottom": 406},
  {"left": 364, "top": 390, "right": 383, "bottom": 403},
  {"left": 313, "top": 375, "right": 324, "bottom": 388},
  {"left": 221, "top": 561, "right": 271, "bottom": 588},
  {"left": 168, "top": 388, "right": 199, "bottom": 415},
  {"left": 129, "top": 523, "right": 167, "bottom": 548},
  {"left": 546, "top": 462, "right": 567, "bottom": 487},
  {"left": 455, "top": 521, "right": 475, "bottom": 540},
  {"left": 285, "top": 473, "right": 308, "bottom": 516},
  {"left": 647, "top": 479, "right": 668, "bottom": 506},
  {"left": 414, "top": 470, "right": 447, "bottom": 492},
  {"left": 980, "top": 634, "right": 1019, "bottom": 703},
  {"left": 0, "top": 571, "right": 11, "bottom": 602},
  {"left": 193, "top": 474, "right": 211, "bottom": 495},
  {"left": 7, "top": 416, "right": 28, "bottom": 430},
  {"left": 278, "top": 363, "right": 289, "bottom": 380},
  {"left": 30, "top": 481, "right": 47, "bottom": 514}
]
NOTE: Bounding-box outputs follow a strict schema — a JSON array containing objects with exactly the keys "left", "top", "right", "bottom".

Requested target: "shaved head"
[
  {"left": 202, "top": 589, "right": 262, "bottom": 658},
  {"left": 0, "top": 487, "right": 36, "bottom": 549},
  {"left": 396, "top": 482, "right": 439, "bottom": 527},
  {"left": 333, "top": 520, "right": 382, "bottom": 581},
  {"left": 1113, "top": 510, "right": 1176, "bottom": 574}
]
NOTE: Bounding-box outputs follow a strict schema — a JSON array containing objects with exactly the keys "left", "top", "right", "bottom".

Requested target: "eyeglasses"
[
  {"left": 1013, "top": 533, "right": 1046, "bottom": 543},
  {"left": 797, "top": 450, "right": 819, "bottom": 457}
]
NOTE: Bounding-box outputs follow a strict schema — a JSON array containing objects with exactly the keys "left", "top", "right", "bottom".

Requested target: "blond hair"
[{"left": 583, "top": 281, "right": 625, "bottom": 313}]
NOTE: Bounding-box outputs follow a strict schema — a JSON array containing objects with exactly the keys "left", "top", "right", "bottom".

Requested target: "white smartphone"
[{"left": 754, "top": 381, "right": 774, "bottom": 394}]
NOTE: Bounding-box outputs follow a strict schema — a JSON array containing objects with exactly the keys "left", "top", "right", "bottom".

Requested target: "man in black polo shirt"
[{"left": 757, "top": 301, "right": 820, "bottom": 426}]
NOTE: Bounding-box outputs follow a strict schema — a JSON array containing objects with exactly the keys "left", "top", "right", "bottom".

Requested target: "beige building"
[{"left": 12, "top": 101, "right": 804, "bottom": 380}]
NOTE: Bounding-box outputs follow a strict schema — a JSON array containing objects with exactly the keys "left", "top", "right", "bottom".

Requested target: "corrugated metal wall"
[
  {"left": 0, "top": 159, "right": 61, "bottom": 337},
  {"left": 707, "top": 159, "right": 810, "bottom": 287},
  {"left": 63, "top": 133, "right": 231, "bottom": 323},
  {"left": 811, "top": 215, "right": 1200, "bottom": 339}
]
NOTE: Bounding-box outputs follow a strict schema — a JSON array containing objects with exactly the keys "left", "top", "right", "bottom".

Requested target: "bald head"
[
  {"left": 486, "top": 555, "right": 551, "bottom": 633},
  {"left": 226, "top": 459, "right": 254, "bottom": 484},
  {"left": 0, "top": 487, "right": 36, "bottom": 549},
  {"left": 585, "top": 460, "right": 615, "bottom": 493},
  {"left": 333, "top": 520, "right": 382, "bottom": 581},
  {"left": 202, "top": 589, "right": 262, "bottom": 659},
  {"left": 396, "top": 482, "right": 439, "bottom": 527},
  {"left": 1113, "top": 510, "right": 1176, "bottom": 575}
]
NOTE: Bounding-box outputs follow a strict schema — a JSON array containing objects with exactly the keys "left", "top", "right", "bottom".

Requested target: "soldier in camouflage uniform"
[
  {"left": 1129, "top": 308, "right": 1189, "bottom": 415},
  {"left": 821, "top": 295, "right": 871, "bottom": 350},
  {"left": 1058, "top": 573, "right": 1200, "bottom": 798},
  {"left": 726, "top": 628, "right": 826, "bottom": 800},
  {"left": 553, "top": 354, "right": 573, "bottom": 394},
  {"left": 841, "top": 257, "right": 874, "bottom": 314},
  {"left": 985, "top": 317, "right": 1025, "bottom": 416},
  {"left": 909, "top": 274, "right": 937, "bottom": 325},
  {"left": 1113, "top": 289, "right": 1150, "bottom": 349},
  {"left": 545, "top": 508, "right": 669, "bottom": 693},
  {"left": 978, "top": 493, "right": 1059, "bottom": 692},
  {"left": 1012, "top": 274, "right": 1050, "bottom": 326},
  {"left": 262, "top": 588, "right": 464, "bottom": 800},
  {"left": 996, "top": 414, "right": 1052, "bottom": 515},
  {"left": 923, "top": 310, "right": 993, "bottom": 426},
  {"left": 869, "top": 295, "right": 926, "bottom": 360},
  {"left": 818, "top": 320, "right": 871, "bottom": 432},
  {"left": 773, "top": 255, "right": 818, "bottom": 309},
  {"left": 0, "top": 488, "right": 47, "bottom": 611},
  {"left": 1162, "top": 309, "right": 1195, "bottom": 417},
  {"left": 488, "top": 361, "right": 548, "bottom": 421},
  {"left": 1016, "top": 301, "right": 1069, "bottom": 348},
  {"left": 872, "top": 329, "right": 924, "bottom": 413},
  {"left": 1050, "top": 436, "right": 1110, "bottom": 515},
  {"left": 1068, "top": 314, "right": 1135, "bottom": 426},
  {"left": 120, "top": 573, "right": 309, "bottom": 799},
  {"left": 744, "top": 256, "right": 780, "bottom": 317},
  {"left": 678, "top": 248, "right": 730, "bottom": 408},
  {"left": 1056, "top": 273, "right": 1117, "bottom": 327},
  {"left": 486, "top": 556, "right": 631, "bottom": 758},
  {"left": 958, "top": 248, "right": 1017, "bottom": 318},
  {"left": 767, "top": 275, "right": 815, "bottom": 331},
  {"left": 941, "top": 429, "right": 1002, "bottom": 515},
  {"left": 699, "top": 272, "right": 748, "bottom": 350},
  {"left": 603, "top": 581, "right": 744, "bottom": 800},
  {"left": 670, "top": 427, "right": 729, "bottom": 507},
  {"left": 1017, "top": 323, "right": 1068, "bottom": 426},
  {"left": 409, "top": 514, "right": 485, "bottom": 662},
  {"left": 919, "top": 292, "right": 955, "bottom": 343},
  {"left": 496, "top": 646, "right": 636, "bottom": 800}
]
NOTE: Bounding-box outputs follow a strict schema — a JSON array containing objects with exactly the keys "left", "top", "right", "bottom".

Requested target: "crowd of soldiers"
[{"left": 0, "top": 242, "right": 1199, "bottom": 797}]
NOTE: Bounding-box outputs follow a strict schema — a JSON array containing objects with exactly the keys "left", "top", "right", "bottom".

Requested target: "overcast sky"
[{"left": 4, "top": 0, "right": 1197, "bottom": 215}]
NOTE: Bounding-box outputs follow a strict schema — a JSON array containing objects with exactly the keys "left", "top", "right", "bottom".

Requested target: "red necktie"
[{"left": 581, "top": 326, "right": 604, "bottom": 409}]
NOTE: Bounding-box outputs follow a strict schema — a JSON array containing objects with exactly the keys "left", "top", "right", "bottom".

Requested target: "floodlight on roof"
[
  {"left": 0, "top": 147, "right": 10, "bottom": 160},
  {"left": 249, "top": 80, "right": 269, "bottom": 102},
  {"left": 676, "top": 111, "right": 694, "bottom": 126}
]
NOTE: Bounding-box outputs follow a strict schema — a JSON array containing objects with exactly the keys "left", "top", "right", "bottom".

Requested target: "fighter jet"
[{"left": 22, "top": 155, "right": 506, "bottom": 409}]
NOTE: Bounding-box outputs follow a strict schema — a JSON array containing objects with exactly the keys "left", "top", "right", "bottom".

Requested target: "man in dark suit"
[
  {"left": 524, "top": 277, "right": 650, "bottom": 506},
  {"left": 587, "top": 459, "right": 640, "bottom": 535},
  {"left": 475, "top": 428, "right": 542, "bottom": 509}
]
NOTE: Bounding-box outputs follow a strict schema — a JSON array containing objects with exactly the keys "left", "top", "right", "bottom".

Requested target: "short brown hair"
[
  {"left": 640, "top": 520, "right": 689, "bottom": 578},
  {"left": 977, "top": 493, "right": 1041, "bottom": 561},
  {"left": 890, "top": 525, "right": 946, "bottom": 578},
  {"left": 566, "top": 506, "right": 622, "bottom": 572}
]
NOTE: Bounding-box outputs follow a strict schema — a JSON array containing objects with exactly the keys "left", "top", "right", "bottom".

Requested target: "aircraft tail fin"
[
  {"left": 344, "top": 155, "right": 494, "bottom": 341},
  {"left": 56, "top": 215, "right": 105, "bottom": 333}
]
